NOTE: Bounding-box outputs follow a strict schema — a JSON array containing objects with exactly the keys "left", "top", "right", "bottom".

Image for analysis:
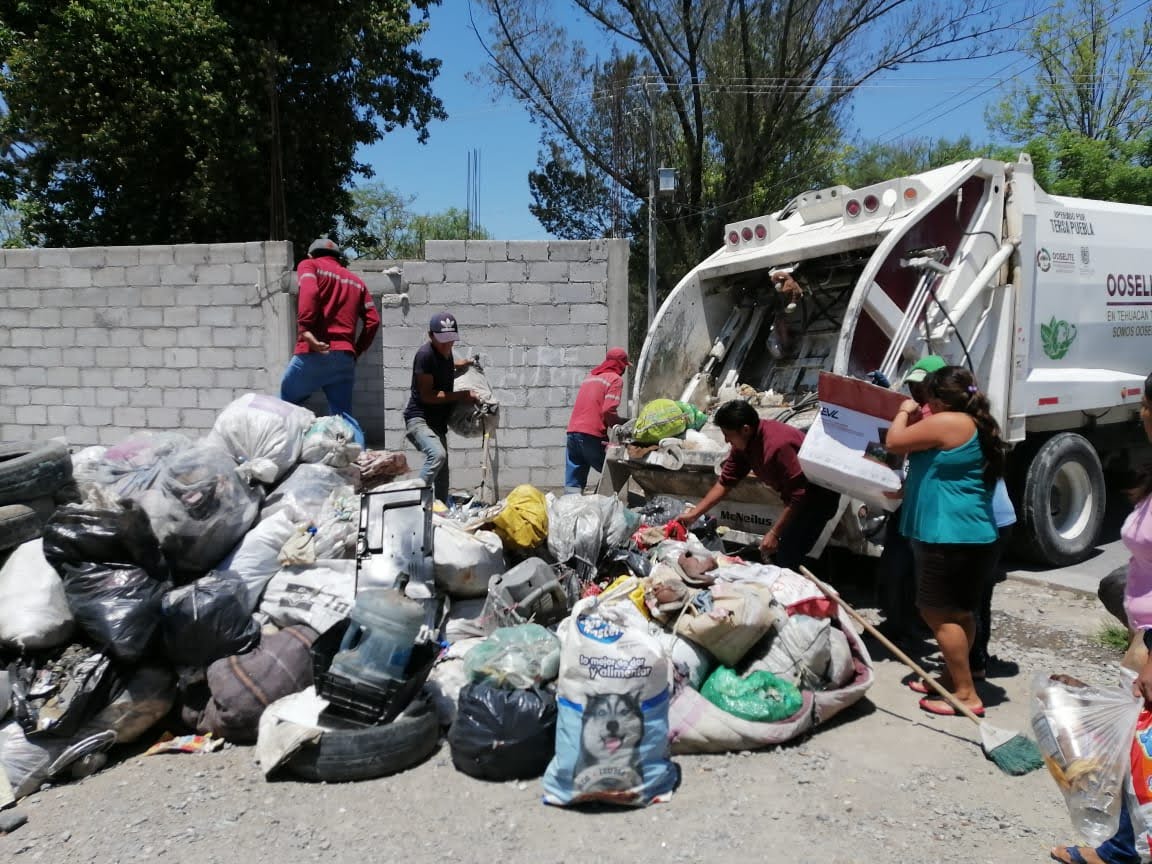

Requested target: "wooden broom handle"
[{"left": 798, "top": 566, "right": 983, "bottom": 725}]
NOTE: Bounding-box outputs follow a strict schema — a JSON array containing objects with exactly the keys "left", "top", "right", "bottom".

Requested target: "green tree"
[
  {"left": 476, "top": 0, "right": 1021, "bottom": 287},
  {"left": 986, "top": 0, "right": 1152, "bottom": 144},
  {"left": 0, "top": 0, "right": 445, "bottom": 251},
  {"left": 344, "top": 183, "right": 489, "bottom": 259},
  {"left": 1027, "top": 132, "right": 1152, "bottom": 205},
  {"left": 830, "top": 137, "right": 1003, "bottom": 189}
]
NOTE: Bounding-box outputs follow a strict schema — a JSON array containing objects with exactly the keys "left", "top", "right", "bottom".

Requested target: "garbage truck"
[{"left": 601, "top": 153, "right": 1152, "bottom": 566}]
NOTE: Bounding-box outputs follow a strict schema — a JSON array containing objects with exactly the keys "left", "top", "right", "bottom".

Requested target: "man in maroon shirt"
[
  {"left": 675, "top": 399, "right": 840, "bottom": 568},
  {"left": 280, "top": 238, "right": 380, "bottom": 446}
]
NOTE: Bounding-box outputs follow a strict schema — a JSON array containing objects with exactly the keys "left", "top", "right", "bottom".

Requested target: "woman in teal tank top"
[{"left": 885, "top": 366, "right": 1005, "bottom": 718}]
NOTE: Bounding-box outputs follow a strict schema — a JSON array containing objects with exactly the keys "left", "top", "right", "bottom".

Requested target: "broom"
[{"left": 798, "top": 566, "right": 1043, "bottom": 776}]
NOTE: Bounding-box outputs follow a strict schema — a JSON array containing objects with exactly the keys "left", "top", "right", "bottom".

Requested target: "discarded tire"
[
  {"left": 0, "top": 441, "right": 72, "bottom": 507},
  {"left": 0, "top": 504, "right": 41, "bottom": 552},
  {"left": 283, "top": 699, "right": 440, "bottom": 783}
]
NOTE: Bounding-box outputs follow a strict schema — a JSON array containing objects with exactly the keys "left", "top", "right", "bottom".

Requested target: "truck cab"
[{"left": 604, "top": 155, "right": 1151, "bottom": 566}]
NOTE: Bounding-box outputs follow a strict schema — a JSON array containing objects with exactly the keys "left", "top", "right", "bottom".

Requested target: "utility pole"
[{"left": 645, "top": 78, "right": 657, "bottom": 328}]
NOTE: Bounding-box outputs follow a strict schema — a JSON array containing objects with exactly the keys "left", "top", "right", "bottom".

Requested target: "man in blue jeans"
[
  {"left": 403, "top": 311, "right": 478, "bottom": 502},
  {"left": 280, "top": 237, "right": 380, "bottom": 446}
]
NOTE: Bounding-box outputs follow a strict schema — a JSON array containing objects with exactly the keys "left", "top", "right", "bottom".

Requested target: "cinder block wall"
[
  {"left": 0, "top": 238, "right": 629, "bottom": 496},
  {"left": 346, "top": 238, "right": 630, "bottom": 495},
  {"left": 0, "top": 243, "right": 294, "bottom": 447}
]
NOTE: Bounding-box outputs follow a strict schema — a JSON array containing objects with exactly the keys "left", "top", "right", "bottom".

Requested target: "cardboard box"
[{"left": 798, "top": 372, "right": 910, "bottom": 511}]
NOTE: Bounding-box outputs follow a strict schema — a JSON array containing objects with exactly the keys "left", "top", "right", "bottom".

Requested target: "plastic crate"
[{"left": 311, "top": 619, "right": 441, "bottom": 726}]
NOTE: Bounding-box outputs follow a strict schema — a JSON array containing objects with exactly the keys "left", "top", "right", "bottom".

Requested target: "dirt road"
[{"left": 0, "top": 577, "right": 1124, "bottom": 864}]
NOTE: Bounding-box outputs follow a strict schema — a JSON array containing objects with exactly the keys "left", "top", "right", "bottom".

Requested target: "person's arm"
[
  {"left": 416, "top": 372, "right": 475, "bottom": 406},
  {"left": 884, "top": 399, "right": 966, "bottom": 454},
  {"left": 601, "top": 376, "right": 624, "bottom": 428},
  {"left": 760, "top": 441, "right": 807, "bottom": 553},
  {"left": 353, "top": 285, "right": 380, "bottom": 358},
  {"left": 295, "top": 261, "right": 329, "bottom": 353},
  {"left": 674, "top": 480, "right": 731, "bottom": 524}
]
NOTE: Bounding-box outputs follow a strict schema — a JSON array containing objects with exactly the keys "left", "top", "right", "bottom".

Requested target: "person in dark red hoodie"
[
  {"left": 564, "top": 347, "right": 629, "bottom": 494},
  {"left": 280, "top": 238, "right": 380, "bottom": 446}
]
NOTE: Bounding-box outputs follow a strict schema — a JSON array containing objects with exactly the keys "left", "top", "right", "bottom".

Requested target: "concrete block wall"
[
  {"left": 0, "top": 243, "right": 294, "bottom": 447},
  {"left": 347, "top": 238, "right": 630, "bottom": 495}
]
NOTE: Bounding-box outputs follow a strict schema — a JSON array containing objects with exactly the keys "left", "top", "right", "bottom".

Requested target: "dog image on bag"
[{"left": 573, "top": 693, "right": 644, "bottom": 794}]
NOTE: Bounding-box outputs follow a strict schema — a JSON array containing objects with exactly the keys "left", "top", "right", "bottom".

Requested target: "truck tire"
[
  {"left": 282, "top": 699, "right": 440, "bottom": 783},
  {"left": 1018, "top": 432, "right": 1105, "bottom": 567},
  {"left": 0, "top": 504, "right": 41, "bottom": 551},
  {"left": 0, "top": 441, "right": 72, "bottom": 507}
]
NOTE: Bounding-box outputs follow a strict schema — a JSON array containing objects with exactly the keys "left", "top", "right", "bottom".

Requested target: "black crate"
[{"left": 311, "top": 619, "right": 441, "bottom": 726}]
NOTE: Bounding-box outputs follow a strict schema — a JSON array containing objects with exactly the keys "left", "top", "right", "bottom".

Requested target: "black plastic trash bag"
[
  {"left": 160, "top": 573, "right": 261, "bottom": 668},
  {"left": 448, "top": 681, "right": 557, "bottom": 781},
  {"left": 8, "top": 646, "right": 123, "bottom": 738},
  {"left": 43, "top": 502, "right": 171, "bottom": 664}
]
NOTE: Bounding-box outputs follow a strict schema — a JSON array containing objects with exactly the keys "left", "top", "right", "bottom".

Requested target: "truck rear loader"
[{"left": 602, "top": 154, "right": 1151, "bottom": 567}]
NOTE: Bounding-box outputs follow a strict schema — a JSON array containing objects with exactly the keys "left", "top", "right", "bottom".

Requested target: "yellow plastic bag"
[
  {"left": 489, "top": 485, "right": 549, "bottom": 551},
  {"left": 604, "top": 574, "right": 650, "bottom": 619}
]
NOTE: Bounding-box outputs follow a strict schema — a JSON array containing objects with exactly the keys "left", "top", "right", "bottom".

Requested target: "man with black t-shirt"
[{"left": 403, "top": 311, "right": 478, "bottom": 502}]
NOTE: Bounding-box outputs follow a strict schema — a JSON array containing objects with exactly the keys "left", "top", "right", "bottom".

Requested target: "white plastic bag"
[
  {"left": 300, "top": 416, "right": 363, "bottom": 468},
  {"left": 448, "top": 366, "right": 498, "bottom": 438},
  {"left": 463, "top": 624, "right": 560, "bottom": 689},
  {"left": 259, "top": 560, "right": 356, "bottom": 634},
  {"left": 313, "top": 489, "right": 358, "bottom": 560},
  {"left": 542, "top": 580, "right": 679, "bottom": 807},
  {"left": 546, "top": 494, "right": 635, "bottom": 574},
  {"left": 0, "top": 539, "right": 74, "bottom": 653},
  {"left": 206, "top": 393, "right": 315, "bottom": 485},
  {"left": 433, "top": 518, "right": 505, "bottom": 599},
  {"left": 216, "top": 510, "right": 297, "bottom": 611},
  {"left": 261, "top": 463, "right": 356, "bottom": 523},
  {"left": 426, "top": 637, "right": 485, "bottom": 726},
  {"left": 1031, "top": 672, "right": 1142, "bottom": 845}
]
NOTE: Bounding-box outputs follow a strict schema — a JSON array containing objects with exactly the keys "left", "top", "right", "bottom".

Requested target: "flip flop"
[
  {"left": 906, "top": 679, "right": 932, "bottom": 694},
  {"left": 1050, "top": 846, "right": 1091, "bottom": 864},
  {"left": 918, "top": 696, "right": 985, "bottom": 717}
]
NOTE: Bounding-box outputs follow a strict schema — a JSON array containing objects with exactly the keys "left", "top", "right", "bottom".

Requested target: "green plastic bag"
[
  {"left": 634, "top": 399, "right": 688, "bottom": 444},
  {"left": 463, "top": 624, "right": 560, "bottom": 689},
  {"left": 700, "top": 666, "right": 804, "bottom": 722},
  {"left": 675, "top": 401, "right": 708, "bottom": 432}
]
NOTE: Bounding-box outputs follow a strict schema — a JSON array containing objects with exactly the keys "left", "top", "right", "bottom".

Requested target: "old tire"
[
  {"left": 283, "top": 699, "right": 440, "bottom": 783},
  {"left": 0, "top": 441, "right": 72, "bottom": 507},
  {"left": 1018, "top": 433, "right": 1105, "bottom": 567},
  {"left": 0, "top": 504, "right": 40, "bottom": 551}
]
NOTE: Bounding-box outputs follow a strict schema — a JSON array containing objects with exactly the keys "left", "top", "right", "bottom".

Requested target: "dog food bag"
[{"left": 542, "top": 578, "right": 679, "bottom": 807}]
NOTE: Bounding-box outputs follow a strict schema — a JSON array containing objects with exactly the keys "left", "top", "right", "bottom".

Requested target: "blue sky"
[{"left": 358, "top": 1, "right": 1051, "bottom": 240}]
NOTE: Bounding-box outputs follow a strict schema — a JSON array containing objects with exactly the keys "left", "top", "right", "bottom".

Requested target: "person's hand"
[
  {"left": 760, "top": 529, "right": 780, "bottom": 556},
  {"left": 897, "top": 398, "right": 919, "bottom": 418},
  {"left": 304, "top": 333, "right": 330, "bottom": 353},
  {"left": 466, "top": 390, "right": 481, "bottom": 404},
  {"left": 1133, "top": 650, "right": 1152, "bottom": 707},
  {"left": 673, "top": 507, "right": 697, "bottom": 526}
]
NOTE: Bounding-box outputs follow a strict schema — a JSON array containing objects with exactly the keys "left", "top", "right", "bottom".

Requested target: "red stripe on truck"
[
  {"left": 1125, "top": 387, "right": 1142, "bottom": 397},
  {"left": 1038, "top": 396, "right": 1059, "bottom": 406}
]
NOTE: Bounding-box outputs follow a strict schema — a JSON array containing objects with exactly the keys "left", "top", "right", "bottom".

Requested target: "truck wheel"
[{"left": 1018, "top": 433, "right": 1105, "bottom": 567}]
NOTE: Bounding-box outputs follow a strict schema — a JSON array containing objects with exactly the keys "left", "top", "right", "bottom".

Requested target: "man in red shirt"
[
  {"left": 564, "top": 347, "right": 629, "bottom": 494},
  {"left": 280, "top": 238, "right": 380, "bottom": 446},
  {"left": 674, "top": 399, "right": 840, "bottom": 569}
]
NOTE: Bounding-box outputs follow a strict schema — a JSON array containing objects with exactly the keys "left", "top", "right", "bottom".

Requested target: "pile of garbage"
[
  {"left": 0, "top": 397, "right": 872, "bottom": 811},
  {"left": 0, "top": 394, "right": 408, "bottom": 805}
]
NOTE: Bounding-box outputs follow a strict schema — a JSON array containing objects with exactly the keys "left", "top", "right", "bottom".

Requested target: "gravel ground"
[{"left": 0, "top": 577, "right": 1129, "bottom": 864}]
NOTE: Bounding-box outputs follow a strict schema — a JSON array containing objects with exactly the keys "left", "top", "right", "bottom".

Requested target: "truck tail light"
[
  {"left": 728, "top": 231, "right": 740, "bottom": 245},
  {"left": 754, "top": 224, "right": 767, "bottom": 240},
  {"left": 845, "top": 199, "right": 861, "bottom": 218},
  {"left": 863, "top": 194, "right": 879, "bottom": 213},
  {"left": 741, "top": 227, "right": 753, "bottom": 241}
]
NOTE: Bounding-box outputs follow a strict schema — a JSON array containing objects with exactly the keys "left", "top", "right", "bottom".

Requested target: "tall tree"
[
  {"left": 986, "top": 0, "right": 1152, "bottom": 144},
  {"left": 0, "top": 0, "right": 445, "bottom": 250},
  {"left": 831, "top": 136, "right": 1005, "bottom": 189},
  {"left": 475, "top": 0, "right": 1021, "bottom": 286},
  {"left": 1028, "top": 132, "right": 1152, "bottom": 205}
]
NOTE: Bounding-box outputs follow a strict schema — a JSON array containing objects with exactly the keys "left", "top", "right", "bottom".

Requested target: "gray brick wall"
[
  {"left": 0, "top": 238, "right": 629, "bottom": 497},
  {"left": 344, "top": 238, "right": 629, "bottom": 495},
  {"left": 0, "top": 242, "right": 293, "bottom": 447}
]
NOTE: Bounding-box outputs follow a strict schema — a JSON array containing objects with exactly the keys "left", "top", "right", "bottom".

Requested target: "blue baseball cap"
[{"left": 429, "top": 311, "right": 460, "bottom": 343}]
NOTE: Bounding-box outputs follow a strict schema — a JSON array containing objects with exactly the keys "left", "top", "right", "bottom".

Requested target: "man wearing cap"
[
  {"left": 564, "top": 347, "right": 630, "bottom": 494},
  {"left": 280, "top": 238, "right": 379, "bottom": 446},
  {"left": 403, "top": 311, "right": 478, "bottom": 502}
]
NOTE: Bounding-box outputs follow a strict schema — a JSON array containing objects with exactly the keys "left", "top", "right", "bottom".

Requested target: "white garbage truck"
[{"left": 602, "top": 153, "right": 1152, "bottom": 566}]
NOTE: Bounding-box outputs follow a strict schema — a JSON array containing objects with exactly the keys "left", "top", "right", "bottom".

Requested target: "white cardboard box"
[{"left": 798, "top": 372, "right": 909, "bottom": 511}]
